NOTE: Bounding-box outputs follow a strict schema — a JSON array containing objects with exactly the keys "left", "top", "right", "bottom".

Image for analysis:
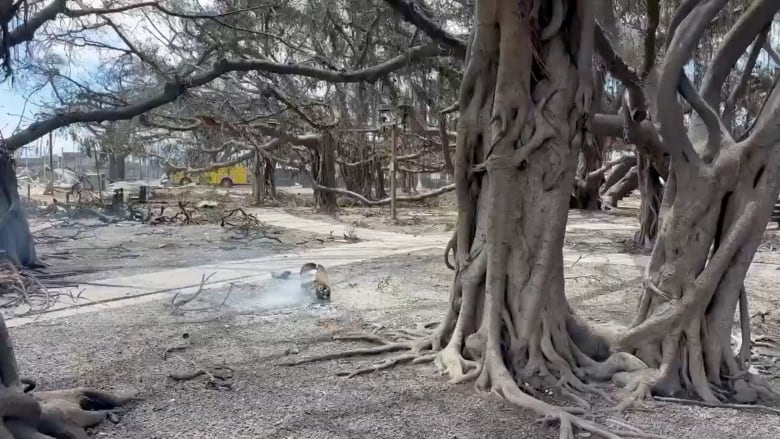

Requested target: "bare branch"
[
  {"left": 699, "top": 0, "right": 780, "bottom": 108},
  {"left": 742, "top": 74, "right": 780, "bottom": 150},
  {"left": 763, "top": 41, "right": 780, "bottom": 65},
  {"left": 2, "top": 0, "right": 267, "bottom": 54},
  {"left": 656, "top": 0, "right": 728, "bottom": 169},
  {"left": 382, "top": 0, "right": 466, "bottom": 59},
  {"left": 4, "top": 43, "right": 447, "bottom": 151},
  {"left": 642, "top": 0, "right": 660, "bottom": 77},
  {"left": 158, "top": 139, "right": 281, "bottom": 173},
  {"left": 677, "top": 72, "right": 732, "bottom": 154},
  {"left": 663, "top": 0, "right": 699, "bottom": 50},
  {"left": 587, "top": 155, "right": 636, "bottom": 181},
  {"left": 723, "top": 26, "right": 770, "bottom": 127}
]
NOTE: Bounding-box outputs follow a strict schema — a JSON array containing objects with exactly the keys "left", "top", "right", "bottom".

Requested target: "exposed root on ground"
[
  {"left": 0, "top": 308, "right": 137, "bottom": 438},
  {"left": 0, "top": 385, "right": 137, "bottom": 439},
  {"left": 280, "top": 322, "right": 440, "bottom": 376},
  {"left": 283, "top": 322, "right": 670, "bottom": 439}
]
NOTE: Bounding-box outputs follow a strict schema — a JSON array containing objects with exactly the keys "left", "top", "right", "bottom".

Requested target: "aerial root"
[
  {"left": 278, "top": 342, "right": 412, "bottom": 366},
  {"left": 279, "top": 327, "right": 439, "bottom": 377},
  {"left": 492, "top": 377, "right": 662, "bottom": 439},
  {"left": 336, "top": 353, "right": 436, "bottom": 378}
]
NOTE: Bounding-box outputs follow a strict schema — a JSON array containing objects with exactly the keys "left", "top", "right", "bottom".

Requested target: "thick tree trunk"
[
  {"left": 622, "top": 147, "right": 780, "bottom": 403},
  {"left": 374, "top": 159, "right": 387, "bottom": 199},
  {"left": 313, "top": 135, "right": 338, "bottom": 213},
  {"left": 571, "top": 67, "right": 607, "bottom": 210},
  {"left": 265, "top": 158, "right": 276, "bottom": 200},
  {"left": 0, "top": 145, "right": 38, "bottom": 268},
  {"left": 107, "top": 154, "right": 126, "bottom": 182},
  {"left": 252, "top": 153, "right": 262, "bottom": 205},
  {"left": 430, "top": 1, "right": 636, "bottom": 433},
  {"left": 252, "top": 152, "right": 264, "bottom": 206},
  {"left": 571, "top": 142, "right": 603, "bottom": 210}
]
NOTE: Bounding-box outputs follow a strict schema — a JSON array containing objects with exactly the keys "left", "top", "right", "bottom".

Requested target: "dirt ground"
[{"left": 8, "top": 194, "right": 780, "bottom": 438}]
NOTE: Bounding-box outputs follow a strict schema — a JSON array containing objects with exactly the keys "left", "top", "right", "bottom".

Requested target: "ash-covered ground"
[{"left": 8, "top": 194, "right": 780, "bottom": 439}]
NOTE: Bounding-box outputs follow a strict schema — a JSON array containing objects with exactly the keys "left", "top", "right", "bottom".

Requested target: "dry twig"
[{"left": 0, "top": 262, "right": 70, "bottom": 314}]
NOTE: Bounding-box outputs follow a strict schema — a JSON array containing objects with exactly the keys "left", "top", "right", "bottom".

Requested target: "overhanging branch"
[
  {"left": 382, "top": 0, "right": 467, "bottom": 59},
  {"left": 594, "top": 23, "right": 647, "bottom": 123},
  {"left": 4, "top": 44, "right": 446, "bottom": 151},
  {"left": 655, "top": 0, "right": 727, "bottom": 169},
  {"left": 742, "top": 74, "right": 780, "bottom": 150}
]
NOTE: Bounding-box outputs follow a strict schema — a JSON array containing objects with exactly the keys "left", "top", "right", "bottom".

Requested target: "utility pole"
[
  {"left": 48, "top": 132, "right": 54, "bottom": 182},
  {"left": 46, "top": 131, "right": 54, "bottom": 194},
  {"left": 390, "top": 122, "right": 398, "bottom": 221}
]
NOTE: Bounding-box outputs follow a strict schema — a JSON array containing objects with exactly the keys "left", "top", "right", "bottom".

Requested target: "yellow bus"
[{"left": 171, "top": 164, "right": 249, "bottom": 187}]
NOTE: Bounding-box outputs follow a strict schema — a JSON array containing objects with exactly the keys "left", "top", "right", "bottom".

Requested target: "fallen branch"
[
  {"left": 312, "top": 181, "right": 455, "bottom": 206},
  {"left": 170, "top": 273, "right": 215, "bottom": 314},
  {"left": 0, "top": 262, "right": 68, "bottom": 314},
  {"left": 167, "top": 354, "right": 234, "bottom": 390},
  {"left": 220, "top": 208, "right": 282, "bottom": 242}
]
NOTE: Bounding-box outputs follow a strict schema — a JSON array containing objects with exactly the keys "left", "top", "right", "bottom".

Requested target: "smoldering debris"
[
  {"left": 231, "top": 276, "right": 316, "bottom": 311},
  {"left": 171, "top": 272, "right": 327, "bottom": 316}
]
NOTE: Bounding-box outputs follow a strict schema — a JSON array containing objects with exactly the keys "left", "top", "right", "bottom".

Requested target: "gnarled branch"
[
  {"left": 4, "top": 44, "right": 447, "bottom": 151},
  {"left": 382, "top": 0, "right": 467, "bottom": 59},
  {"left": 594, "top": 23, "right": 646, "bottom": 123}
]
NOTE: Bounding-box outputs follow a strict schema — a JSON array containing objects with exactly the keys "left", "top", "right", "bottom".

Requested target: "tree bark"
[
  {"left": 571, "top": 67, "right": 608, "bottom": 210},
  {"left": 313, "top": 135, "right": 338, "bottom": 213},
  {"left": 374, "top": 158, "right": 387, "bottom": 199},
  {"left": 0, "top": 145, "right": 38, "bottom": 268},
  {"left": 634, "top": 154, "right": 663, "bottom": 249},
  {"left": 252, "top": 151, "right": 264, "bottom": 206},
  {"left": 265, "top": 158, "right": 276, "bottom": 200},
  {"left": 439, "top": 114, "right": 454, "bottom": 174}
]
